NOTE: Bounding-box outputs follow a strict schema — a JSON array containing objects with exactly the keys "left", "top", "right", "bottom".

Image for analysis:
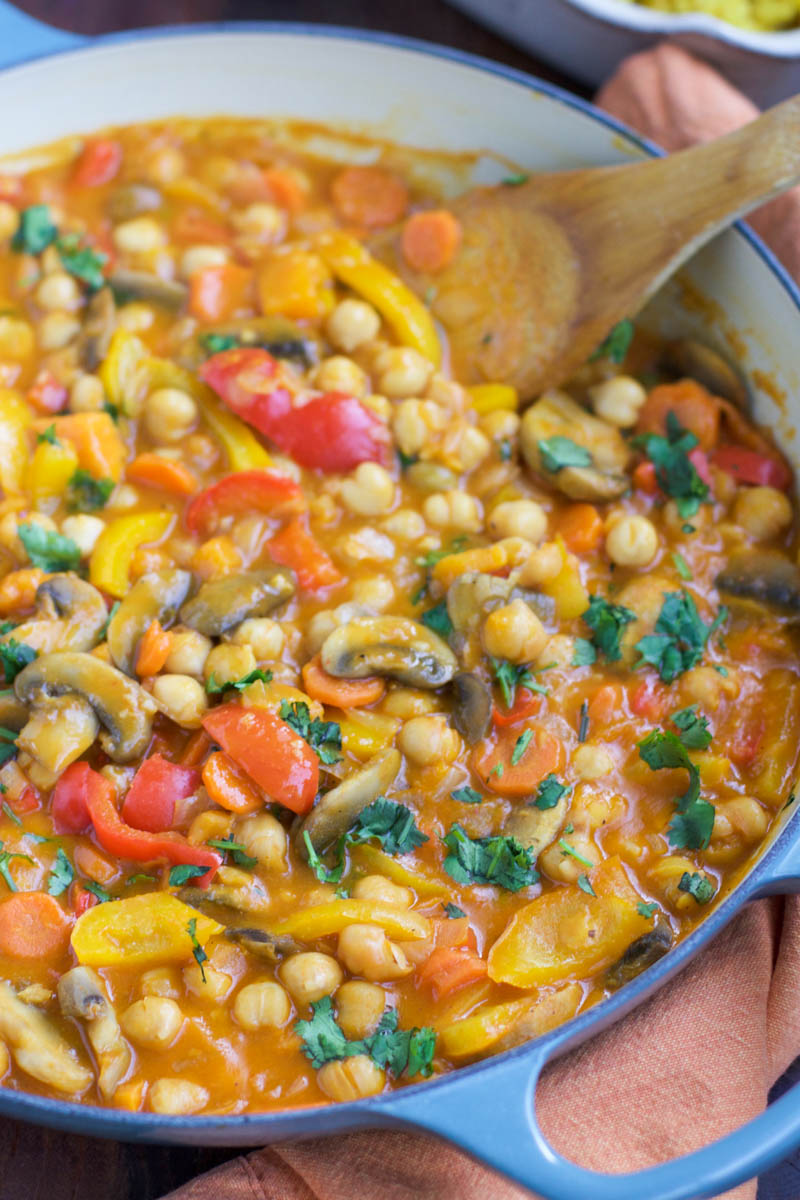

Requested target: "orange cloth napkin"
[{"left": 163, "top": 46, "right": 800, "bottom": 1200}]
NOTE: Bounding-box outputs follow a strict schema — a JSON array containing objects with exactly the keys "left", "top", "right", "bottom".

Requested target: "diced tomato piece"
[
  {"left": 121, "top": 754, "right": 200, "bottom": 833},
  {"left": 72, "top": 139, "right": 123, "bottom": 188},
  {"left": 630, "top": 675, "right": 670, "bottom": 722},
  {"left": 492, "top": 687, "right": 542, "bottom": 728}
]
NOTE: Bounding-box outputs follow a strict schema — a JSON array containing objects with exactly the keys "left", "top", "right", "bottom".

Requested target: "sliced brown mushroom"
[
  {"left": 451, "top": 673, "right": 491, "bottom": 745},
  {"left": 107, "top": 568, "right": 192, "bottom": 675},
  {"left": 180, "top": 569, "right": 295, "bottom": 638},
  {"left": 16, "top": 694, "right": 99, "bottom": 775},
  {"left": 2, "top": 574, "right": 108, "bottom": 655},
  {"left": 520, "top": 390, "right": 631, "bottom": 501},
  {"left": 0, "top": 982, "right": 92, "bottom": 1094},
  {"left": 492, "top": 982, "right": 582, "bottom": 1054},
  {"left": 716, "top": 550, "right": 800, "bottom": 617},
  {"left": 504, "top": 789, "right": 570, "bottom": 858},
  {"left": 225, "top": 927, "right": 303, "bottom": 961},
  {"left": 14, "top": 652, "right": 156, "bottom": 763},
  {"left": 320, "top": 616, "right": 457, "bottom": 689},
  {"left": 179, "top": 880, "right": 270, "bottom": 916},
  {"left": 76, "top": 286, "right": 116, "bottom": 370},
  {"left": 299, "top": 748, "right": 401, "bottom": 856},
  {"left": 606, "top": 920, "right": 672, "bottom": 990},
  {"left": 196, "top": 315, "right": 321, "bottom": 367},
  {"left": 107, "top": 183, "right": 162, "bottom": 223},
  {"left": 57, "top": 967, "right": 131, "bottom": 1100},
  {"left": 446, "top": 572, "right": 515, "bottom": 634},
  {"left": 109, "top": 269, "right": 188, "bottom": 311},
  {"left": 662, "top": 339, "right": 750, "bottom": 410},
  {"left": 0, "top": 689, "right": 28, "bottom": 731}
]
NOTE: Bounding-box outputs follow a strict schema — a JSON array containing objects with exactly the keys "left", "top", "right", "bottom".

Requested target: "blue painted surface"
[{"left": 1, "top": 3, "right": 800, "bottom": 1195}]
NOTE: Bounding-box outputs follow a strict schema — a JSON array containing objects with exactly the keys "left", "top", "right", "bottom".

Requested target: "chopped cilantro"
[
  {"left": 420, "top": 601, "right": 453, "bottom": 639},
  {"left": 187, "top": 917, "right": 208, "bottom": 982},
  {"left": 47, "top": 848, "right": 74, "bottom": 897},
  {"left": 577, "top": 873, "right": 596, "bottom": 896},
  {"left": 511, "top": 728, "right": 533, "bottom": 766},
  {"left": 415, "top": 537, "right": 468, "bottom": 572},
  {"left": 682, "top": 523, "right": 696, "bottom": 535},
  {"left": 712, "top": 664, "right": 729, "bottom": 677},
  {"left": 83, "top": 880, "right": 111, "bottom": 903},
  {"left": 590, "top": 318, "right": 634, "bottom": 364},
  {"left": 442, "top": 823, "right": 538, "bottom": 891},
  {"left": 99, "top": 600, "right": 120, "bottom": 641},
  {"left": 199, "top": 332, "right": 239, "bottom": 356},
  {"left": 451, "top": 785, "right": 483, "bottom": 805},
  {"left": 169, "top": 863, "right": 208, "bottom": 886},
  {"left": 103, "top": 401, "right": 120, "bottom": 422},
  {"left": 489, "top": 762, "right": 504, "bottom": 779},
  {"left": 634, "top": 589, "right": 726, "bottom": 683},
  {"left": 0, "top": 841, "right": 33, "bottom": 892},
  {"left": 678, "top": 871, "right": 716, "bottom": 905},
  {"left": 671, "top": 551, "right": 692, "bottom": 581},
  {"left": 57, "top": 238, "right": 107, "bottom": 291},
  {"left": 632, "top": 411, "right": 709, "bottom": 519},
  {"left": 443, "top": 902, "right": 466, "bottom": 919},
  {"left": 582, "top": 594, "right": 636, "bottom": 662},
  {"left": 572, "top": 638, "right": 597, "bottom": 667},
  {"left": 17, "top": 523, "right": 80, "bottom": 573},
  {"left": 578, "top": 699, "right": 590, "bottom": 743},
  {"left": 207, "top": 837, "right": 258, "bottom": 870},
  {"left": 303, "top": 831, "right": 347, "bottom": 885},
  {"left": 670, "top": 705, "right": 712, "bottom": 749},
  {"left": 489, "top": 657, "right": 541, "bottom": 709},
  {"left": 37, "top": 424, "right": 58, "bottom": 445},
  {"left": 295, "top": 996, "right": 435, "bottom": 1078},
  {"left": 502, "top": 172, "right": 529, "bottom": 186},
  {"left": 1, "top": 802, "right": 21, "bottom": 827},
  {"left": 0, "top": 639, "right": 36, "bottom": 686},
  {"left": 637, "top": 727, "right": 715, "bottom": 850},
  {"left": 558, "top": 839, "right": 594, "bottom": 869},
  {"left": 538, "top": 436, "right": 592, "bottom": 473},
  {"left": 533, "top": 774, "right": 569, "bottom": 810},
  {"left": 349, "top": 797, "right": 428, "bottom": 856},
  {"left": 11, "top": 205, "right": 57, "bottom": 254},
  {"left": 206, "top": 667, "right": 273, "bottom": 695},
  {"left": 637, "top": 901, "right": 658, "bottom": 919},
  {"left": 279, "top": 699, "right": 341, "bottom": 765},
  {"left": 67, "top": 469, "right": 114, "bottom": 512}
]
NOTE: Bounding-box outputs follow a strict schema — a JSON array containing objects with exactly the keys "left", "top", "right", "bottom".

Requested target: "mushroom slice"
[
  {"left": 106, "top": 183, "right": 162, "bottom": 223},
  {"left": 606, "top": 921, "right": 672, "bottom": 990},
  {"left": 109, "top": 269, "right": 188, "bottom": 311},
  {"left": 504, "top": 789, "right": 570, "bottom": 859},
  {"left": 663, "top": 339, "right": 750, "bottom": 410},
  {"left": 225, "top": 927, "right": 303, "bottom": 961},
  {"left": 17, "top": 694, "right": 99, "bottom": 775},
  {"left": 196, "top": 315, "right": 321, "bottom": 368},
  {"left": 179, "top": 881, "right": 269, "bottom": 916},
  {"left": 321, "top": 616, "right": 458, "bottom": 689},
  {"left": 520, "top": 390, "right": 631, "bottom": 501},
  {"left": 76, "top": 286, "right": 116, "bottom": 371},
  {"left": 0, "top": 981, "right": 92, "bottom": 1094},
  {"left": 58, "top": 967, "right": 131, "bottom": 1100},
  {"left": 37, "top": 574, "right": 109, "bottom": 651},
  {"left": 446, "top": 572, "right": 514, "bottom": 634},
  {"left": 14, "top": 652, "right": 156, "bottom": 763},
  {"left": 180, "top": 569, "right": 295, "bottom": 638},
  {"left": 0, "top": 689, "right": 28, "bottom": 732},
  {"left": 451, "top": 673, "right": 491, "bottom": 745},
  {"left": 299, "top": 748, "right": 401, "bottom": 856},
  {"left": 716, "top": 550, "right": 800, "bottom": 617},
  {"left": 107, "top": 568, "right": 192, "bottom": 675}
]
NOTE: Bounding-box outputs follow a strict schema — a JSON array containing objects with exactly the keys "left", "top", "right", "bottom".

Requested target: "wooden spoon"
[{"left": 406, "top": 96, "right": 800, "bottom": 400}]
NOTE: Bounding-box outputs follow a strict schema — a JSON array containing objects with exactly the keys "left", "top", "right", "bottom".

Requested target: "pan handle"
[
  {"left": 386, "top": 1036, "right": 800, "bottom": 1200},
  {"left": 0, "top": 1, "right": 84, "bottom": 71}
]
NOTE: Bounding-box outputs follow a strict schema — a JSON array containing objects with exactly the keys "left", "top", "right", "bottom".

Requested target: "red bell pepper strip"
[
  {"left": 492, "top": 687, "right": 543, "bottom": 728},
  {"left": 121, "top": 754, "right": 200, "bottom": 833},
  {"left": 51, "top": 761, "right": 94, "bottom": 834},
  {"left": 712, "top": 445, "right": 793, "bottom": 491},
  {"left": 202, "top": 702, "right": 318, "bottom": 814},
  {"left": 72, "top": 139, "right": 123, "bottom": 188},
  {"left": 83, "top": 766, "right": 221, "bottom": 886},
  {"left": 200, "top": 347, "right": 390, "bottom": 472},
  {"left": 267, "top": 515, "right": 344, "bottom": 594},
  {"left": 184, "top": 468, "right": 304, "bottom": 536}
]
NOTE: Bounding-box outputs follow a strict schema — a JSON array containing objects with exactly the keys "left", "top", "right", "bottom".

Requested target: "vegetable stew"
[{"left": 0, "top": 117, "right": 797, "bottom": 1116}]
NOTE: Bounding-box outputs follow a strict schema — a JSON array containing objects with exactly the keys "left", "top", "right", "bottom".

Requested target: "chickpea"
[
  {"left": 233, "top": 980, "right": 291, "bottom": 1030},
  {"left": 148, "top": 1079, "right": 209, "bottom": 1115},
  {"left": 228, "top": 617, "right": 285, "bottom": 660},
  {"left": 312, "top": 355, "right": 367, "bottom": 397},
  {"left": 447, "top": 424, "right": 491, "bottom": 472},
  {"left": 145, "top": 145, "right": 186, "bottom": 183},
  {"left": 183, "top": 962, "right": 233, "bottom": 1002},
  {"left": 352, "top": 875, "right": 413, "bottom": 908},
  {"left": 0, "top": 200, "right": 19, "bottom": 241},
  {"left": 106, "top": 484, "right": 140, "bottom": 511},
  {"left": 281, "top": 952, "right": 343, "bottom": 1006},
  {"left": 605, "top": 515, "right": 659, "bottom": 568},
  {"left": 317, "top": 1055, "right": 385, "bottom": 1101},
  {"left": 678, "top": 664, "right": 738, "bottom": 711},
  {"left": 233, "top": 202, "right": 287, "bottom": 242},
  {"left": 392, "top": 398, "right": 446, "bottom": 457},
  {"left": 326, "top": 298, "right": 381, "bottom": 352},
  {"left": 69, "top": 373, "right": 105, "bottom": 412},
  {"left": 188, "top": 810, "right": 232, "bottom": 847},
  {"left": 382, "top": 508, "right": 426, "bottom": 540},
  {"left": 479, "top": 409, "right": 520, "bottom": 441},
  {"left": 236, "top": 813, "right": 287, "bottom": 872},
  {"left": 398, "top": 714, "right": 460, "bottom": 767},
  {"left": 423, "top": 490, "right": 482, "bottom": 533},
  {"left": 351, "top": 576, "right": 395, "bottom": 611},
  {"left": 717, "top": 796, "right": 768, "bottom": 842},
  {"left": 362, "top": 393, "right": 391, "bottom": 422},
  {"left": 38, "top": 311, "right": 80, "bottom": 350},
  {"left": 121, "top": 997, "right": 183, "bottom": 1049},
  {"left": 203, "top": 643, "right": 256, "bottom": 688},
  {"left": 335, "top": 980, "right": 386, "bottom": 1039},
  {"left": 589, "top": 376, "right": 647, "bottom": 428},
  {"left": 143, "top": 387, "right": 198, "bottom": 444},
  {"left": 164, "top": 628, "right": 212, "bottom": 677},
  {"left": 482, "top": 599, "right": 548, "bottom": 665},
  {"left": 536, "top": 634, "right": 574, "bottom": 669},
  {"left": 150, "top": 674, "right": 208, "bottom": 728},
  {"left": 179, "top": 244, "right": 229, "bottom": 277},
  {"left": 113, "top": 217, "right": 166, "bottom": 254},
  {"left": 572, "top": 743, "right": 614, "bottom": 781},
  {"left": 139, "top": 968, "right": 181, "bottom": 999},
  {"left": 35, "top": 271, "right": 81, "bottom": 312},
  {"left": 539, "top": 833, "right": 597, "bottom": 884},
  {"left": 381, "top": 687, "right": 438, "bottom": 720},
  {"left": 375, "top": 346, "right": 432, "bottom": 398},
  {"left": 733, "top": 486, "right": 792, "bottom": 542},
  {"left": 0, "top": 314, "right": 34, "bottom": 359},
  {"left": 489, "top": 500, "right": 547, "bottom": 544},
  {"left": 338, "top": 924, "right": 412, "bottom": 982},
  {"left": 340, "top": 462, "right": 396, "bottom": 517},
  {"left": 60, "top": 514, "right": 104, "bottom": 558},
  {"left": 516, "top": 541, "right": 563, "bottom": 587},
  {"left": 116, "top": 302, "right": 155, "bottom": 333}
]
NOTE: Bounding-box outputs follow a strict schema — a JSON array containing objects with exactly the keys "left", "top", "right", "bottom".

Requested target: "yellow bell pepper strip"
[
  {"left": 350, "top": 843, "right": 446, "bottom": 896},
  {"left": 541, "top": 537, "right": 589, "bottom": 621},
  {"left": 89, "top": 511, "right": 173, "bottom": 598},
  {"left": 72, "top": 893, "right": 222, "bottom": 968},
  {"left": 0, "top": 389, "right": 33, "bottom": 496},
  {"left": 439, "top": 982, "right": 582, "bottom": 1059},
  {"left": 272, "top": 899, "right": 431, "bottom": 941},
  {"left": 26, "top": 438, "right": 79, "bottom": 506},
  {"left": 468, "top": 384, "right": 519, "bottom": 415},
  {"left": 338, "top": 708, "right": 400, "bottom": 761},
  {"left": 98, "top": 328, "right": 149, "bottom": 417},
  {"left": 316, "top": 231, "right": 441, "bottom": 366},
  {"left": 37, "top": 412, "right": 126, "bottom": 482}
]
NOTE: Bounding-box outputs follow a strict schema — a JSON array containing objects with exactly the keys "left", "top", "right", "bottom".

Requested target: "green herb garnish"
[
  {"left": 11, "top": 205, "right": 57, "bottom": 254},
  {"left": 572, "top": 638, "right": 597, "bottom": 667},
  {"left": 443, "top": 902, "right": 466, "bottom": 919},
  {"left": 205, "top": 667, "right": 273, "bottom": 695},
  {"left": 634, "top": 590, "right": 726, "bottom": 683},
  {"left": 558, "top": 839, "right": 594, "bottom": 869},
  {"left": 187, "top": 917, "right": 208, "bottom": 982},
  {"left": 169, "top": 863, "right": 208, "bottom": 886},
  {"left": 442, "top": 824, "right": 538, "bottom": 892},
  {"left": 348, "top": 797, "right": 428, "bottom": 857},
  {"left": 84, "top": 880, "right": 111, "bottom": 903},
  {"left": 632, "top": 411, "right": 709, "bottom": 519},
  {"left": 671, "top": 551, "right": 692, "bottom": 581},
  {"left": 17, "top": 523, "right": 80, "bottom": 573},
  {"left": 207, "top": 837, "right": 258, "bottom": 870},
  {"left": 538, "top": 436, "right": 592, "bottom": 473},
  {"left": 637, "top": 901, "right": 658, "bottom": 919},
  {"left": 533, "top": 774, "right": 570, "bottom": 810},
  {"left": 279, "top": 699, "right": 341, "bottom": 765},
  {"left": 47, "top": 848, "right": 74, "bottom": 897},
  {"left": 590, "top": 318, "right": 634, "bottom": 364},
  {"left": 57, "top": 237, "right": 107, "bottom": 291},
  {"left": 67, "top": 469, "right": 114, "bottom": 512},
  {"left": 0, "top": 639, "right": 36, "bottom": 686},
  {"left": 295, "top": 996, "right": 435, "bottom": 1078},
  {"left": 637, "top": 727, "right": 714, "bottom": 850},
  {"left": 578, "top": 699, "right": 590, "bottom": 743},
  {"left": 420, "top": 601, "right": 453, "bottom": 639},
  {"left": 451, "top": 786, "right": 483, "bottom": 805},
  {"left": 582, "top": 595, "right": 636, "bottom": 663},
  {"left": 37, "top": 424, "right": 58, "bottom": 446},
  {"left": 577, "top": 873, "right": 596, "bottom": 896},
  {"left": 502, "top": 172, "right": 529, "bottom": 187},
  {"left": 678, "top": 871, "right": 715, "bottom": 905}
]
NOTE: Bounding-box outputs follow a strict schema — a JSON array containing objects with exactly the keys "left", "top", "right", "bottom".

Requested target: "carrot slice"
[
  {"left": 330, "top": 165, "right": 409, "bottom": 229},
  {"left": 173, "top": 208, "right": 231, "bottom": 244},
  {"left": 202, "top": 751, "right": 263, "bottom": 816},
  {"left": 267, "top": 516, "right": 344, "bottom": 594},
  {"left": 262, "top": 166, "right": 309, "bottom": 213},
  {"left": 557, "top": 503, "right": 604, "bottom": 555},
  {"left": 127, "top": 453, "right": 198, "bottom": 496},
  {"left": 135, "top": 620, "right": 172, "bottom": 677},
  {"left": 301, "top": 653, "right": 385, "bottom": 708},
  {"left": 179, "top": 729, "right": 213, "bottom": 769},
  {"left": 471, "top": 723, "right": 564, "bottom": 797},
  {"left": 401, "top": 210, "right": 462, "bottom": 274},
  {"left": 635, "top": 379, "right": 720, "bottom": 451},
  {"left": 416, "top": 946, "right": 488, "bottom": 1000},
  {"left": 189, "top": 263, "right": 252, "bottom": 322},
  {"left": 0, "top": 892, "right": 71, "bottom": 958},
  {"left": 632, "top": 460, "right": 659, "bottom": 495}
]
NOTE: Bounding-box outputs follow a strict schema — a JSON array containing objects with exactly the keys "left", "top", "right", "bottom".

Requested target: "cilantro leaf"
[
  {"left": 489, "top": 657, "right": 535, "bottom": 709},
  {"left": 67, "top": 469, "right": 114, "bottom": 512},
  {"left": 17, "top": 523, "right": 80, "bottom": 573},
  {"left": 303, "top": 831, "right": 347, "bottom": 885},
  {"left": 169, "top": 863, "right": 208, "bottom": 886},
  {"left": 12, "top": 205, "right": 57, "bottom": 254},
  {"left": 47, "top": 848, "right": 74, "bottom": 897},
  {"left": 442, "top": 823, "right": 538, "bottom": 891},
  {"left": 0, "top": 840, "right": 33, "bottom": 892},
  {"left": 538, "top": 436, "right": 592, "bottom": 473},
  {"left": 637, "top": 901, "right": 658, "bottom": 919},
  {"left": 511, "top": 728, "right": 533, "bottom": 766},
  {"left": 451, "top": 786, "right": 483, "bottom": 805},
  {"left": 443, "top": 902, "right": 466, "bottom": 919},
  {"left": 206, "top": 837, "right": 258, "bottom": 870},
  {"left": 295, "top": 996, "right": 435, "bottom": 1078},
  {"left": 0, "top": 638, "right": 36, "bottom": 685},
  {"left": 590, "top": 318, "right": 634, "bottom": 364},
  {"left": 279, "top": 700, "right": 341, "bottom": 765},
  {"left": 577, "top": 873, "right": 596, "bottom": 896},
  {"left": 83, "top": 880, "right": 111, "bottom": 903},
  {"left": 677, "top": 871, "right": 716, "bottom": 904},
  {"left": 533, "top": 774, "right": 569, "bottom": 810},
  {"left": 502, "top": 172, "right": 529, "bottom": 187},
  {"left": 671, "top": 551, "right": 692, "bottom": 581},
  {"left": 199, "top": 332, "right": 240, "bottom": 356},
  {"left": 582, "top": 595, "right": 636, "bottom": 663},
  {"left": 420, "top": 601, "right": 453, "bottom": 639},
  {"left": 578, "top": 699, "right": 590, "bottom": 743},
  {"left": 632, "top": 411, "right": 709, "bottom": 519},
  {"left": 296, "top": 996, "right": 358, "bottom": 1068},
  {"left": 1, "top": 801, "right": 21, "bottom": 827},
  {"left": 634, "top": 590, "right": 726, "bottom": 683},
  {"left": 415, "top": 536, "right": 468, "bottom": 572},
  {"left": 206, "top": 667, "right": 273, "bottom": 695},
  {"left": 558, "top": 839, "right": 594, "bottom": 869},
  {"left": 349, "top": 797, "right": 428, "bottom": 856},
  {"left": 572, "top": 638, "right": 597, "bottom": 666},
  {"left": 671, "top": 705, "right": 712, "bottom": 750},
  {"left": 187, "top": 917, "right": 208, "bottom": 982},
  {"left": 57, "top": 238, "right": 107, "bottom": 291},
  {"left": 37, "top": 424, "right": 58, "bottom": 446},
  {"left": 668, "top": 801, "right": 716, "bottom": 852},
  {"left": 637, "top": 727, "right": 714, "bottom": 850}
]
